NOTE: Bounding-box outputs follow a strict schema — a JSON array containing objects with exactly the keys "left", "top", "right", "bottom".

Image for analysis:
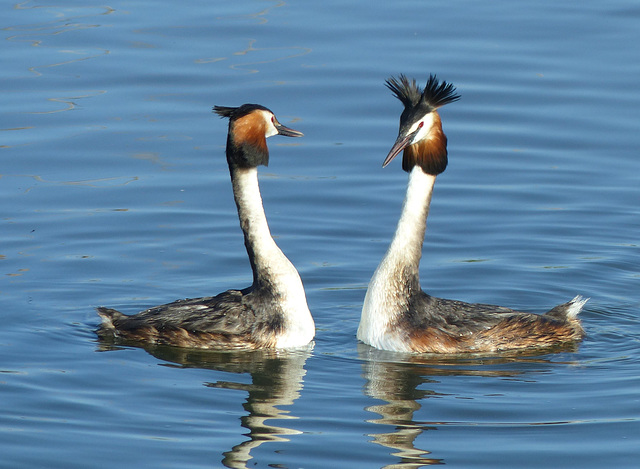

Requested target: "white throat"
[{"left": 358, "top": 166, "right": 436, "bottom": 351}]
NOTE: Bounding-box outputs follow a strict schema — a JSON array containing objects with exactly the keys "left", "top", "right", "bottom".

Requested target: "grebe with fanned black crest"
[
  {"left": 96, "top": 104, "right": 315, "bottom": 350},
  {"left": 357, "top": 74, "right": 587, "bottom": 353}
]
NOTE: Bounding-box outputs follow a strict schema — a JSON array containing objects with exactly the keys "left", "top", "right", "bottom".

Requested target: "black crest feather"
[
  {"left": 212, "top": 105, "right": 236, "bottom": 118},
  {"left": 385, "top": 74, "right": 460, "bottom": 112},
  {"left": 385, "top": 75, "right": 422, "bottom": 108},
  {"left": 421, "top": 74, "right": 460, "bottom": 109},
  {"left": 213, "top": 104, "right": 270, "bottom": 121}
]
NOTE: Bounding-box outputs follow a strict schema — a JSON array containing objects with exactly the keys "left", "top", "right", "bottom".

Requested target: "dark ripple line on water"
[{"left": 406, "top": 417, "right": 639, "bottom": 427}]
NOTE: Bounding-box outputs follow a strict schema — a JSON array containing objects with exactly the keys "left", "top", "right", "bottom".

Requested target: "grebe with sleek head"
[
  {"left": 96, "top": 104, "right": 315, "bottom": 350},
  {"left": 358, "top": 75, "right": 587, "bottom": 353}
]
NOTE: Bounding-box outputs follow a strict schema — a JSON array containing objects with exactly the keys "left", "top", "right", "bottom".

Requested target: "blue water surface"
[{"left": 2, "top": 0, "right": 639, "bottom": 467}]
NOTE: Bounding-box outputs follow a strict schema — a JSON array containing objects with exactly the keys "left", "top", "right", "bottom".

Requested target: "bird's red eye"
[{"left": 418, "top": 121, "right": 424, "bottom": 128}]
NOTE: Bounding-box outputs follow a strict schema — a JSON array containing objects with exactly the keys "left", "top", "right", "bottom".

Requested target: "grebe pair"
[{"left": 97, "top": 77, "right": 587, "bottom": 353}]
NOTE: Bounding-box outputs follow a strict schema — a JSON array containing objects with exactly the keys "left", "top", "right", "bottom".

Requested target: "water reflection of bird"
[
  {"left": 96, "top": 104, "right": 315, "bottom": 350},
  {"left": 215, "top": 350, "right": 309, "bottom": 469},
  {"left": 358, "top": 74, "right": 587, "bottom": 354},
  {"left": 358, "top": 343, "right": 560, "bottom": 468},
  {"left": 108, "top": 343, "right": 311, "bottom": 469},
  {"left": 359, "top": 345, "right": 442, "bottom": 468}
]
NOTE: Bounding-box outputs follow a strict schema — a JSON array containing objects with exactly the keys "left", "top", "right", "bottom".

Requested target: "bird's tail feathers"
[{"left": 545, "top": 295, "right": 589, "bottom": 320}]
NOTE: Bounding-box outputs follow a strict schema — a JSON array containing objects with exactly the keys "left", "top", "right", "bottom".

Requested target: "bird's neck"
[
  {"left": 230, "top": 166, "right": 291, "bottom": 288},
  {"left": 386, "top": 165, "right": 436, "bottom": 278},
  {"left": 230, "top": 165, "right": 314, "bottom": 348},
  {"left": 359, "top": 166, "right": 436, "bottom": 349}
]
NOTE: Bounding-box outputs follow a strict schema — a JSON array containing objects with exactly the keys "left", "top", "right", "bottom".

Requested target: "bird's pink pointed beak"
[{"left": 383, "top": 130, "right": 417, "bottom": 167}]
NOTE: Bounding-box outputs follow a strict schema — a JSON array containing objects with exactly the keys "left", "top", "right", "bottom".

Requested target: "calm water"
[{"left": 2, "top": 0, "right": 639, "bottom": 467}]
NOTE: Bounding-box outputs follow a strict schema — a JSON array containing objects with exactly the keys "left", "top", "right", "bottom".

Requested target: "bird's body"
[
  {"left": 358, "top": 75, "right": 586, "bottom": 353},
  {"left": 96, "top": 104, "right": 314, "bottom": 350}
]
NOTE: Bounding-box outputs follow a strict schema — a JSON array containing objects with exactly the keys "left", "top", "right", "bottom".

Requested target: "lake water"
[{"left": 2, "top": 0, "right": 639, "bottom": 467}]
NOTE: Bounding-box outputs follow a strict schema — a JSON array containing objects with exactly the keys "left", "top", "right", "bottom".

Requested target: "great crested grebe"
[
  {"left": 96, "top": 104, "right": 315, "bottom": 349},
  {"left": 357, "top": 74, "right": 587, "bottom": 353}
]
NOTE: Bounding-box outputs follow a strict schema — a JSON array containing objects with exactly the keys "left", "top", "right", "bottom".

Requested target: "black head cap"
[{"left": 213, "top": 103, "right": 271, "bottom": 121}]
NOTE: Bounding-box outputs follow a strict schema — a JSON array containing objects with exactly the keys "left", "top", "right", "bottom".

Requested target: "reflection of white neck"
[
  {"left": 231, "top": 166, "right": 314, "bottom": 348},
  {"left": 359, "top": 166, "right": 436, "bottom": 351}
]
